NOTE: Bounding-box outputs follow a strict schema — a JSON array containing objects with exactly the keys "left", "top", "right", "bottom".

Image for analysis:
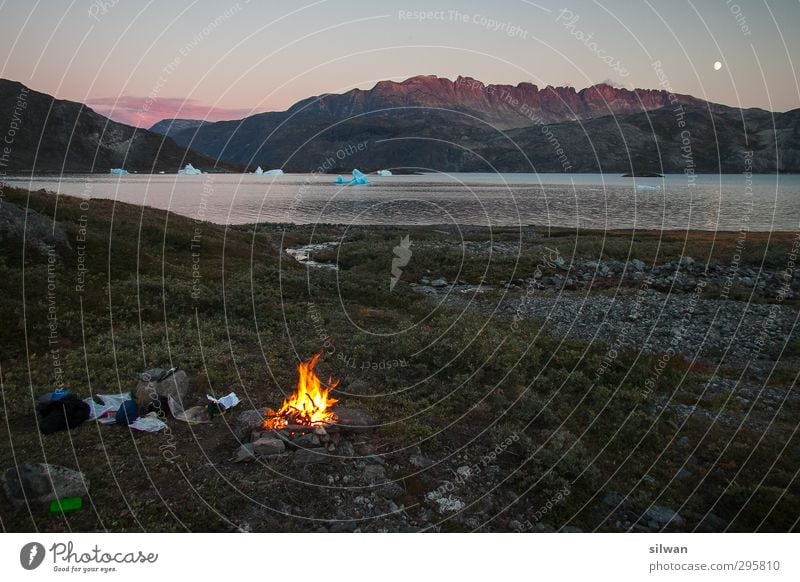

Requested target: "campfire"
[{"left": 263, "top": 353, "right": 339, "bottom": 431}]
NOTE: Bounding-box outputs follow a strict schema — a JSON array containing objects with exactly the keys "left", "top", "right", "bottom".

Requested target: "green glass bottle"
[{"left": 49, "top": 497, "right": 82, "bottom": 514}]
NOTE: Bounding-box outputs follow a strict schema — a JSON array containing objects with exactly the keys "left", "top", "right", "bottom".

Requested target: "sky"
[{"left": 0, "top": 0, "right": 797, "bottom": 127}]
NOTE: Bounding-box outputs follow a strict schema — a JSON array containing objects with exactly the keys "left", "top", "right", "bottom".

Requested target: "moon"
[{"left": 714, "top": 61, "right": 723, "bottom": 71}]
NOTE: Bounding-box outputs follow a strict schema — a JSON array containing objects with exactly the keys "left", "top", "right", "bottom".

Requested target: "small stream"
[{"left": 285, "top": 242, "right": 339, "bottom": 270}]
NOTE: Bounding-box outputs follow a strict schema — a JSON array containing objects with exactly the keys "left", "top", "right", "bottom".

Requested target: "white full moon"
[{"left": 714, "top": 61, "right": 723, "bottom": 71}]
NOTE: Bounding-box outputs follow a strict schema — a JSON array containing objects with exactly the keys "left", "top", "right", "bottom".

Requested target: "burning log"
[{"left": 263, "top": 354, "right": 339, "bottom": 431}]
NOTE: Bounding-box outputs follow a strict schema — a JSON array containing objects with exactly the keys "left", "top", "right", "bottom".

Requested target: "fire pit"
[
  {"left": 232, "top": 354, "right": 376, "bottom": 465},
  {"left": 263, "top": 353, "right": 339, "bottom": 431}
]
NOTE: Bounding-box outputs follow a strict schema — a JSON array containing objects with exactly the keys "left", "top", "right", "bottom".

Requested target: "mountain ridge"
[
  {"left": 150, "top": 74, "right": 737, "bottom": 135},
  {"left": 154, "top": 75, "right": 796, "bottom": 173},
  {"left": 0, "top": 79, "right": 235, "bottom": 173}
]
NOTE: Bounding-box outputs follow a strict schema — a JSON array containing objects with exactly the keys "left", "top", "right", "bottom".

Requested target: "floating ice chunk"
[
  {"left": 264, "top": 169, "right": 284, "bottom": 176},
  {"left": 254, "top": 166, "right": 264, "bottom": 175},
  {"left": 334, "top": 170, "right": 368, "bottom": 186},
  {"left": 377, "top": 169, "right": 392, "bottom": 176},
  {"left": 636, "top": 184, "right": 660, "bottom": 191},
  {"left": 110, "top": 168, "right": 128, "bottom": 175},
  {"left": 178, "top": 163, "right": 202, "bottom": 175}
]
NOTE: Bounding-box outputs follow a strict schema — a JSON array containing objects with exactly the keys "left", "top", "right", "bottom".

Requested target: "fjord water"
[{"left": 6, "top": 172, "right": 799, "bottom": 231}]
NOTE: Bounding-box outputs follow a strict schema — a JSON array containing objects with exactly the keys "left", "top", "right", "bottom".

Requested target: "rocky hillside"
[
  {"left": 283, "top": 75, "right": 716, "bottom": 128},
  {"left": 0, "top": 79, "right": 234, "bottom": 173},
  {"left": 160, "top": 75, "right": 797, "bottom": 173}
]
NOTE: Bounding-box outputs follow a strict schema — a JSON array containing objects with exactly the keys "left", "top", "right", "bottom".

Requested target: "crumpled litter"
[
  {"left": 84, "top": 393, "right": 128, "bottom": 424},
  {"left": 84, "top": 394, "right": 168, "bottom": 432},
  {"left": 129, "top": 414, "right": 168, "bottom": 433},
  {"left": 169, "top": 395, "right": 211, "bottom": 424},
  {"left": 207, "top": 392, "right": 240, "bottom": 411}
]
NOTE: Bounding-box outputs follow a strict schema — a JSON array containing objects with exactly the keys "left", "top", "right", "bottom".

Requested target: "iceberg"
[
  {"left": 377, "top": 169, "right": 392, "bottom": 176},
  {"left": 264, "top": 169, "right": 284, "bottom": 176},
  {"left": 110, "top": 168, "right": 129, "bottom": 175},
  {"left": 178, "top": 163, "right": 202, "bottom": 175},
  {"left": 254, "top": 166, "right": 264, "bottom": 175},
  {"left": 335, "top": 169, "right": 369, "bottom": 186},
  {"left": 636, "top": 184, "right": 660, "bottom": 191}
]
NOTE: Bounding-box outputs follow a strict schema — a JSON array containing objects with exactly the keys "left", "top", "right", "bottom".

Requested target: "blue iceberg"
[
  {"left": 110, "top": 168, "right": 129, "bottom": 175},
  {"left": 178, "top": 163, "right": 202, "bottom": 175},
  {"left": 377, "top": 169, "right": 392, "bottom": 176},
  {"left": 636, "top": 184, "right": 660, "bottom": 191},
  {"left": 254, "top": 166, "right": 264, "bottom": 175},
  {"left": 335, "top": 169, "right": 369, "bottom": 186},
  {"left": 264, "top": 169, "right": 284, "bottom": 176}
]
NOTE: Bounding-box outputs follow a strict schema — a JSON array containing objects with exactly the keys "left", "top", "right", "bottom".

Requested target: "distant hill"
[
  {"left": 148, "top": 118, "right": 207, "bottom": 140},
  {"left": 0, "top": 79, "right": 236, "bottom": 173},
  {"left": 158, "top": 75, "right": 797, "bottom": 173}
]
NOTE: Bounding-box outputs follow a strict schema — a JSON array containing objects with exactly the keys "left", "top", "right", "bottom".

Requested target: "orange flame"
[{"left": 264, "top": 354, "right": 339, "bottom": 430}]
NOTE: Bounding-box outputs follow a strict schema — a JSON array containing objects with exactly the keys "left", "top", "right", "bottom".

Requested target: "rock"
[
  {"left": 419, "top": 278, "right": 431, "bottom": 285},
  {"left": 234, "top": 410, "right": 265, "bottom": 442},
  {"left": 643, "top": 506, "right": 685, "bottom": 528},
  {"left": 234, "top": 443, "right": 256, "bottom": 463},
  {"left": 293, "top": 448, "right": 334, "bottom": 465},
  {"left": 676, "top": 436, "right": 690, "bottom": 448},
  {"left": 426, "top": 491, "right": 465, "bottom": 514},
  {"left": 337, "top": 440, "right": 355, "bottom": 458},
  {"left": 252, "top": 437, "right": 286, "bottom": 456},
  {"left": 345, "top": 380, "right": 370, "bottom": 395},
  {"left": 334, "top": 407, "right": 375, "bottom": 433},
  {"left": 1, "top": 463, "right": 89, "bottom": 506},
  {"left": 559, "top": 526, "right": 583, "bottom": 533},
  {"left": 364, "top": 465, "right": 386, "bottom": 482},
  {"left": 697, "top": 513, "right": 728, "bottom": 532},
  {"left": 135, "top": 369, "right": 191, "bottom": 412},
  {"left": 377, "top": 481, "right": 404, "bottom": 499},
  {"left": 0, "top": 199, "right": 72, "bottom": 255},
  {"left": 365, "top": 455, "right": 385, "bottom": 465},
  {"left": 410, "top": 455, "right": 435, "bottom": 469},
  {"left": 430, "top": 278, "right": 448, "bottom": 288},
  {"left": 462, "top": 516, "right": 482, "bottom": 530},
  {"left": 601, "top": 490, "right": 626, "bottom": 509},
  {"left": 291, "top": 433, "right": 321, "bottom": 449}
]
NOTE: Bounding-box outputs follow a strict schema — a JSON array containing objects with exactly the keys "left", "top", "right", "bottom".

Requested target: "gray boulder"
[
  {"left": 234, "top": 410, "right": 265, "bottom": 442},
  {"left": 1, "top": 463, "right": 89, "bottom": 506},
  {"left": 643, "top": 505, "right": 685, "bottom": 528},
  {"left": 334, "top": 407, "right": 375, "bottom": 433},
  {"left": 0, "top": 199, "right": 71, "bottom": 256},
  {"left": 134, "top": 368, "right": 191, "bottom": 410}
]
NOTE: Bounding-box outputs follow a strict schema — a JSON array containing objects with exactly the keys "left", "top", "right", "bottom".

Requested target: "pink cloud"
[{"left": 85, "top": 96, "right": 264, "bottom": 128}]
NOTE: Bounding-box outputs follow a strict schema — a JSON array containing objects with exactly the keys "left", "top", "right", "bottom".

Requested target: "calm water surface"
[{"left": 4, "top": 172, "right": 799, "bottom": 231}]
